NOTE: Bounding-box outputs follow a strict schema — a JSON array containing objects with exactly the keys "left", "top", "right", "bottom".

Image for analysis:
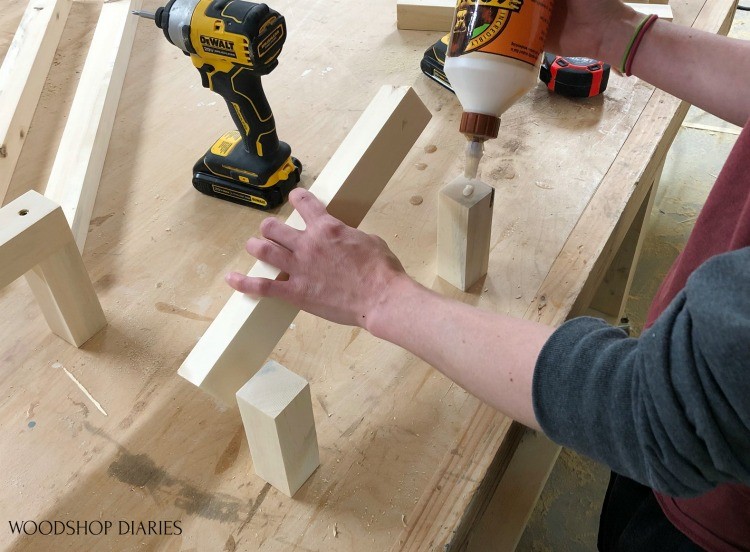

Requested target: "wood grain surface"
[{"left": 0, "top": 0, "right": 736, "bottom": 550}]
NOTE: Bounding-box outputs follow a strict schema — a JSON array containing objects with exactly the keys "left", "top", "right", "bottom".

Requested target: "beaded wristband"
[
  {"left": 625, "top": 14, "right": 659, "bottom": 76},
  {"left": 619, "top": 14, "right": 658, "bottom": 73}
]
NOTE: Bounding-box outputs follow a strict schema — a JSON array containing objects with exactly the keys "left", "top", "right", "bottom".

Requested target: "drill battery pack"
[{"left": 192, "top": 131, "right": 302, "bottom": 210}]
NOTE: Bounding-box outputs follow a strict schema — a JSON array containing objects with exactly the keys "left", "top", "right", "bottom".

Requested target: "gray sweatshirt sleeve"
[{"left": 532, "top": 247, "right": 750, "bottom": 497}]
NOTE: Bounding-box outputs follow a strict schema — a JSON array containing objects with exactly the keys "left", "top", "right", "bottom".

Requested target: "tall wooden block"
[
  {"left": 437, "top": 178, "right": 494, "bottom": 291},
  {"left": 236, "top": 361, "right": 320, "bottom": 497},
  {"left": 0, "top": 190, "right": 106, "bottom": 346}
]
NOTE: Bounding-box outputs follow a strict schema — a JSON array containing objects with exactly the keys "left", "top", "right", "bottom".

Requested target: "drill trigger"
[{"left": 197, "top": 65, "right": 215, "bottom": 89}]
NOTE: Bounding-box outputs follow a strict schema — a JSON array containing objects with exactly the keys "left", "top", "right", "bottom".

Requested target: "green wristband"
[{"left": 620, "top": 14, "right": 652, "bottom": 73}]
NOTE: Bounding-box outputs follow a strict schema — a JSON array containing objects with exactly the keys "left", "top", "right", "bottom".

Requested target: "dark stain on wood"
[
  {"left": 344, "top": 327, "right": 362, "bottom": 351},
  {"left": 155, "top": 302, "right": 213, "bottom": 322},
  {"left": 89, "top": 212, "right": 115, "bottom": 227},
  {"left": 503, "top": 138, "right": 523, "bottom": 153},
  {"left": 233, "top": 483, "right": 272, "bottom": 540},
  {"left": 215, "top": 426, "right": 244, "bottom": 475},
  {"left": 108, "top": 451, "right": 249, "bottom": 522},
  {"left": 94, "top": 272, "right": 116, "bottom": 291},
  {"left": 68, "top": 397, "right": 89, "bottom": 418},
  {"left": 119, "top": 399, "right": 147, "bottom": 430}
]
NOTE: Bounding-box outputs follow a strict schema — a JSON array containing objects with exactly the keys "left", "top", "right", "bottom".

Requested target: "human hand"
[
  {"left": 225, "top": 188, "right": 409, "bottom": 329},
  {"left": 544, "top": 0, "right": 639, "bottom": 64}
]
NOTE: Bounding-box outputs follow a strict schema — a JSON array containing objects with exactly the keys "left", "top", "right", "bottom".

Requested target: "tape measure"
[{"left": 539, "top": 53, "right": 610, "bottom": 98}]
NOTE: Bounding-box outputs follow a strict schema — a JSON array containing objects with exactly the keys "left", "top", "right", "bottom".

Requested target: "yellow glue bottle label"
[{"left": 449, "top": 0, "right": 553, "bottom": 66}]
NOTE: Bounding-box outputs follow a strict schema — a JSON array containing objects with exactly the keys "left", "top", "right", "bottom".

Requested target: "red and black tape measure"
[{"left": 539, "top": 53, "right": 610, "bottom": 98}]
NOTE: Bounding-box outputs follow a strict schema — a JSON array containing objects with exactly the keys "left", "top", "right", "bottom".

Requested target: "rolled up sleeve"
[{"left": 532, "top": 248, "right": 750, "bottom": 497}]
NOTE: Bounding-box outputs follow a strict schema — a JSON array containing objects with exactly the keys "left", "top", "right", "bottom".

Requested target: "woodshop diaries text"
[{"left": 8, "top": 520, "right": 182, "bottom": 536}]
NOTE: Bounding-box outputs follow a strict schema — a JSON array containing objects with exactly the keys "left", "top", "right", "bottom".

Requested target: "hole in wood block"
[{"left": 18, "top": 209, "right": 29, "bottom": 216}]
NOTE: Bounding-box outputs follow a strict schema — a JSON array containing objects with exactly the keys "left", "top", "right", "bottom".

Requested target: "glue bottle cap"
[{"left": 459, "top": 112, "right": 500, "bottom": 141}]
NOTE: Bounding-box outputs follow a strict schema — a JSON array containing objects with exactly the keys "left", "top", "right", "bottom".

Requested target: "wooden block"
[
  {"left": 44, "top": 0, "right": 142, "bottom": 252},
  {"left": 0, "top": 0, "right": 73, "bottom": 204},
  {"left": 236, "top": 360, "right": 319, "bottom": 497},
  {"left": 0, "top": 191, "right": 106, "bottom": 346},
  {"left": 395, "top": 0, "right": 671, "bottom": 32},
  {"left": 178, "top": 85, "right": 432, "bottom": 405},
  {"left": 437, "top": 178, "right": 494, "bottom": 291},
  {"left": 629, "top": 3, "right": 673, "bottom": 19},
  {"left": 396, "top": 0, "right": 454, "bottom": 31}
]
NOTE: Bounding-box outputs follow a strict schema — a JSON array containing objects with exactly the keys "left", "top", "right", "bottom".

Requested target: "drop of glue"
[{"left": 462, "top": 184, "right": 475, "bottom": 197}]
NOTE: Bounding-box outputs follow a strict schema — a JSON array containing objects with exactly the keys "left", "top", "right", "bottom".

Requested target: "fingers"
[
  {"left": 225, "top": 272, "right": 284, "bottom": 299},
  {"left": 260, "top": 217, "right": 302, "bottom": 250},
  {"left": 245, "top": 237, "right": 293, "bottom": 272},
  {"left": 289, "top": 188, "right": 327, "bottom": 225}
]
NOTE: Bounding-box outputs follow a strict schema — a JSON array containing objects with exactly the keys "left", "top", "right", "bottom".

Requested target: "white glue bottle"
[{"left": 444, "top": 0, "right": 554, "bottom": 177}]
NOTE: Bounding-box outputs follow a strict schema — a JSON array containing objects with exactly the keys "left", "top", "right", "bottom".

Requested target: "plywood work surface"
[{"left": 0, "top": 0, "right": 734, "bottom": 550}]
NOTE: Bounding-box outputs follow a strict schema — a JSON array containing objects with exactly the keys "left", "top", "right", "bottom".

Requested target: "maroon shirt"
[{"left": 645, "top": 123, "right": 750, "bottom": 551}]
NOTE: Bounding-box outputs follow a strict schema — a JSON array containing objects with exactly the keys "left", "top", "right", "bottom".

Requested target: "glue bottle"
[{"left": 445, "top": 0, "right": 555, "bottom": 178}]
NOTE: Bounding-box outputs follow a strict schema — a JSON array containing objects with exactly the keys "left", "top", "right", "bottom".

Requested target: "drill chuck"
[{"left": 157, "top": 0, "right": 199, "bottom": 54}]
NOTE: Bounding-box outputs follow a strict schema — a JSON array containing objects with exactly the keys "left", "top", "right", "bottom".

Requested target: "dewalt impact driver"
[{"left": 133, "top": 0, "right": 301, "bottom": 210}]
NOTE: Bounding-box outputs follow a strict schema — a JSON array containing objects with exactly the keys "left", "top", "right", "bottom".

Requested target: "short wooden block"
[
  {"left": 396, "top": 0, "right": 454, "bottom": 31},
  {"left": 236, "top": 361, "right": 320, "bottom": 497},
  {"left": 437, "top": 178, "right": 494, "bottom": 291}
]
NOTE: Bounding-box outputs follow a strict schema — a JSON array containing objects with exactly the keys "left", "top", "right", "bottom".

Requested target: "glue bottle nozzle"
[{"left": 464, "top": 139, "right": 484, "bottom": 180}]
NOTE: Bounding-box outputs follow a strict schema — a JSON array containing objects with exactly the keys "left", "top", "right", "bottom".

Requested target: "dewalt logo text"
[{"left": 199, "top": 35, "right": 237, "bottom": 58}]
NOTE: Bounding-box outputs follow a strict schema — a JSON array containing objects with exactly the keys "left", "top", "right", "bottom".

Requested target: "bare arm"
[
  {"left": 547, "top": 2, "right": 750, "bottom": 126},
  {"left": 367, "top": 277, "right": 552, "bottom": 430},
  {"left": 225, "top": 189, "right": 552, "bottom": 430}
]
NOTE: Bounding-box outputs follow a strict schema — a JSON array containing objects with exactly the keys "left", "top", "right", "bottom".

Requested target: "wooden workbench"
[{"left": 0, "top": 0, "right": 736, "bottom": 550}]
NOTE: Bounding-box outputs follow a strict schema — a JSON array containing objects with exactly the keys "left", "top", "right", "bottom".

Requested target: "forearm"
[
  {"left": 367, "top": 275, "right": 554, "bottom": 430},
  {"left": 600, "top": 8, "right": 750, "bottom": 126},
  {"left": 228, "top": 190, "right": 554, "bottom": 430}
]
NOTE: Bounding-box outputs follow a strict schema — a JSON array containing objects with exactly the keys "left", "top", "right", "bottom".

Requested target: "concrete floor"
[{"left": 515, "top": 9, "right": 749, "bottom": 551}]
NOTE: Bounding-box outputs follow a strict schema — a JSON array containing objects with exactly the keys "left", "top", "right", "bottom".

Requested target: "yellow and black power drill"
[{"left": 133, "top": 0, "right": 300, "bottom": 210}]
